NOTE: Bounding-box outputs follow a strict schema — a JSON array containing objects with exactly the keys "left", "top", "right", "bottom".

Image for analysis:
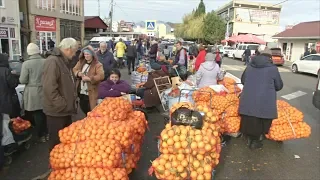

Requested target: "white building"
[
  {"left": 216, "top": 0, "right": 282, "bottom": 42},
  {"left": 112, "top": 21, "right": 118, "bottom": 32},
  {"left": 273, "top": 21, "right": 320, "bottom": 62},
  {"left": 0, "top": 0, "right": 21, "bottom": 60}
]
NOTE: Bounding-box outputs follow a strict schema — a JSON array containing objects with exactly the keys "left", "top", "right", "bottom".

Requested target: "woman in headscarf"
[
  {"left": 195, "top": 53, "right": 224, "bottom": 88},
  {"left": 73, "top": 46, "right": 104, "bottom": 115},
  {"left": 19, "top": 43, "right": 48, "bottom": 142},
  {"left": 239, "top": 47, "right": 283, "bottom": 149}
]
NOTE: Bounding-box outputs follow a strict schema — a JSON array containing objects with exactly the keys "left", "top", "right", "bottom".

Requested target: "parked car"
[
  {"left": 225, "top": 47, "right": 236, "bottom": 58},
  {"left": 233, "top": 44, "right": 260, "bottom": 61},
  {"left": 291, "top": 54, "right": 320, "bottom": 75},
  {"left": 217, "top": 45, "right": 230, "bottom": 56},
  {"left": 313, "top": 69, "right": 320, "bottom": 110},
  {"left": 270, "top": 48, "right": 285, "bottom": 65}
]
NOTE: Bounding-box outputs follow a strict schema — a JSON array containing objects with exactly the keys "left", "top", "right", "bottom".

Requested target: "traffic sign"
[
  {"left": 147, "top": 32, "right": 155, "bottom": 36},
  {"left": 145, "top": 20, "right": 156, "bottom": 31}
]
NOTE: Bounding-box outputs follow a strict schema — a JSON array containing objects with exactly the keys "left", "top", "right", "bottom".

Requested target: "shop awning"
[{"left": 228, "top": 34, "right": 266, "bottom": 45}]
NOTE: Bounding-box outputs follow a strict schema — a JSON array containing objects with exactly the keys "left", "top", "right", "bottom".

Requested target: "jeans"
[{"left": 244, "top": 56, "right": 250, "bottom": 65}]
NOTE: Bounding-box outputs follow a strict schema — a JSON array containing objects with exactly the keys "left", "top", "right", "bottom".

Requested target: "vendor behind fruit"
[{"left": 97, "top": 69, "right": 130, "bottom": 102}]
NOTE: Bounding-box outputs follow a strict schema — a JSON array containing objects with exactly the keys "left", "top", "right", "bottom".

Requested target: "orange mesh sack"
[
  {"left": 48, "top": 167, "right": 128, "bottom": 180},
  {"left": 87, "top": 97, "right": 132, "bottom": 121},
  {"left": 266, "top": 121, "right": 311, "bottom": 141},
  {"left": 49, "top": 139, "right": 123, "bottom": 169},
  {"left": 192, "top": 87, "right": 216, "bottom": 102}
]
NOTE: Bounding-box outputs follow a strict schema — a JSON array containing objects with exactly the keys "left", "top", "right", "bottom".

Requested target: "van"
[
  {"left": 312, "top": 69, "right": 320, "bottom": 110},
  {"left": 233, "top": 44, "right": 259, "bottom": 61}
]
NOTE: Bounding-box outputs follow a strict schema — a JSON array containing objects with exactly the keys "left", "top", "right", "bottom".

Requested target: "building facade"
[
  {"left": 216, "top": 0, "right": 282, "bottom": 42},
  {"left": 0, "top": 0, "right": 21, "bottom": 60},
  {"left": 273, "top": 21, "right": 320, "bottom": 61},
  {"left": 20, "top": 0, "right": 85, "bottom": 53}
]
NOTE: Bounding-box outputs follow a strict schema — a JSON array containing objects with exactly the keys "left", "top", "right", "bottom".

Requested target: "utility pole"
[
  {"left": 225, "top": 8, "right": 230, "bottom": 45},
  {"left": 109, "top": 0, "right": 114, "bottom": 36},
  {"left": 98, "top": 0, "right": 100, "bottom": 17}
]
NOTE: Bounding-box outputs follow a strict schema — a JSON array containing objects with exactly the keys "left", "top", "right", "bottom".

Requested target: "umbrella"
[{"left": 228, "top": 34, "right": 266, "bottom": 45}]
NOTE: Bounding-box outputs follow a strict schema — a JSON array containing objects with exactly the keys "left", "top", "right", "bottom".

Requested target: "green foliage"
[
  {"left": 194, "top": 0, "right": 206, "bottom": 17},
  {"left": 203, "top": 11, "right": 226, "bottom": 43}
]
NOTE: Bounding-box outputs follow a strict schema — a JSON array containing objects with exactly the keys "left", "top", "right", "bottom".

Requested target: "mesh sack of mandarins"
[
  {"left": 58, "top": 117, "right": 136, "bottom": 150},
  {"left": 48, "top": 167, "right": 128, "bottom": 180},
  {"left": 87, "top": 97, "right": 133, "bottom": 121},
  {"left": 192, "top": 87, "right": 216, "bottom": 102},
  {"left": 49, "top": 139, "right": 123, "bottom": 169},
  {"left": 266, "top": 121, "right": 311, "bottom": 141},
  {"left": 272, "top": 100, "right": 304, "bottom": 125}
]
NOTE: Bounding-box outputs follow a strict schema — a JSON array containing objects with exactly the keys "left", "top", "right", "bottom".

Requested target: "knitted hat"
[
  {"left": 27, "top": 43, "right": 40, "bottom": 56},
  {"left": 205, "top": 53, "right": 215, "bottom": 61}
]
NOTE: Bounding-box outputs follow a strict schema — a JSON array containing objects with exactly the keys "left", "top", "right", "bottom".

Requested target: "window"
[
  {"left": 60, "top": 0, "right": 80, "bottom": 15},
  {"left": 247, "top": 45, "right": 259, "bottom": 50},
  {"left": 312, "top": 55, "right": 320, "bottom": 61},
  {"left": 303, "top": 55, "right": 313, "bottom": 60},
  {"left": 36, "top": 0, "right": 55, "bottom": 11},
  {"left": 238, "top": 45, "right": 243, "bottom": 50},
  {"left": 0, "top": 0, "right": 4, "bottom": 7}
]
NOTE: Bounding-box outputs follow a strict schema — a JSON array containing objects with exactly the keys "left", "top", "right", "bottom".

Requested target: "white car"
[
  {"left": 217, "top": 45, "right": 230, "bottom": 56},
  {"left": 233, "top": 44, "right": 259, "bottom": 61},
  {"left": 291, "top": 54, "right": 320, "bottom": 75},
  {"left": 313, "top": 72, "right": 320, "bottom": 109},
  {"left": 225, "top": 47, "right": 236, "bottom": 58}
]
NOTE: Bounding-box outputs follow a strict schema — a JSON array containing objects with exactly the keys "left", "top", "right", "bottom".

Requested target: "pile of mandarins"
[
  {"left": 266, "top": 100, "right": 311, "bottom": 141},
  {"left": 150, "top": 102, "right": 221, "bottom": 180},
  {"left": 11, "top": 117, "right": 32, "bottom": 134},
  {"left": 49, "top": 97, "right": 148, "bottom": 180}
]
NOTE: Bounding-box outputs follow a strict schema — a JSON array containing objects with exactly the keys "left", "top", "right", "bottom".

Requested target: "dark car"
[
  {"left": 312, "top": 69, "right": 320, "bottom": 110},
  {"left": 270, "top": 48, "right": 285, "bottom": 65}
]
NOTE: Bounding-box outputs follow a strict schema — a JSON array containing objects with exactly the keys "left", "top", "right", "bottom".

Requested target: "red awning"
[
  {"left": 221, "top": 39, "right": 227, "bottom": 43},
  {"left": 228, "top": 34, "right": 266, "bottom": 45}
]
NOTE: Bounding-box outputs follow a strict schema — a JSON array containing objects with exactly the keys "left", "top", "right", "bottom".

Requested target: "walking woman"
[
  {"left": 19, "top": 43, "right": 48, "bottom": 142},
  {"left": 73, "top": 46, "right": 104, "bottom": 115},
  {"left": 126, "top": 41, "right": 137, "bottom": 75},
  {"left": 239, "top": 48, "right": 283, "bottom": 149}
]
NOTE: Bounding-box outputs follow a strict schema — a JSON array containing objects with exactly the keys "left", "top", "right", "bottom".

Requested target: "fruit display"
[
  {"left": 266, "top": 100, "right": 311, "bottom": 141},
  {"left": 88, "top": 97, "right": 132, "bottom": 120},
  {"left": 50, "top": 97, "right": 148, "bottom": 178},
  {"left": 222, "top": 117, "right": 241, "bottom": 133},
  {"left": 11, "top": 117, "right": 31, "bottom": 134},
  {"left": 48, "top": 167, "right": 128, "bottom": 180},
  {"left": 266, "top": 121, "right": 311, "bottom": 141},
  {"left": 224, "top": 103, "right": 239, "bottom": 118},
  {"left": 192, "top": 87, "right": 216, "bottom": 102}
]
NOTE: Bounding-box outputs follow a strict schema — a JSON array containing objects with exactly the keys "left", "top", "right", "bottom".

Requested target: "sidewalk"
[{"left": 282, "top": 60, "right": 292, "bottom": 69}]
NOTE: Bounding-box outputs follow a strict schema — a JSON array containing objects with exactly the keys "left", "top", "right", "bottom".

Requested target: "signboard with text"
[
  {"left": 35, "top": 16, "right": 56, "bottom": 31},
  {"left": 0, "top": 27, "right": 9, "bottom": 38},
  {"left": 235, "top": 8, "right": 279, "bottom": 25}
]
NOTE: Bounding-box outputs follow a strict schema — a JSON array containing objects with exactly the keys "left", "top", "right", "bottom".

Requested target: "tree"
[
  {"left": 203, "top": 11, "right": 226, "bottom": 44},
  {"left": 194, "top": 0, "right": 206, "bottom": 17}
]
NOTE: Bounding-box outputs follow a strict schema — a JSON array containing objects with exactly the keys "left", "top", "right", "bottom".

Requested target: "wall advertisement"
[{"left": 235, "top": 8, "right": 279, "bottom": 25}]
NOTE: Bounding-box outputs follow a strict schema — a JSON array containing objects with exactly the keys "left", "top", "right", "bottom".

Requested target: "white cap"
[{"left": 27, "top": 43, "right": 40, "bottom": 56}]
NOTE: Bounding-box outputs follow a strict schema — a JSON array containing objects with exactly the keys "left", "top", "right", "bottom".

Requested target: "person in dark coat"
[
  {"left": 243, "top": 46, "right": 251, "bottom": 65},
  {"left": 149, "top": 40, "right": 158, "bottom": 60},
  {"left": 108, "top": 38, "right": 115, "bottom": 53},
  {"left": 96, "top": 42, "right": 115, "bottom": 79},
  {"left": 70, "top": 38, "right": 82, "bottom": 68},
  {"left": 239, "top": 47, "right": 283, "bottom": 149},
  {"left": 97, "top": 69, "right": 130, "bottom": 99},
  {"left": 0, "top": 53, "right": 19, "bottom": 169},
  {"left": 126, "top": 41, "right": 137, "bottom": 75},
  {"left": 143, "top": 67, "right": 169, "bottom": 108}
]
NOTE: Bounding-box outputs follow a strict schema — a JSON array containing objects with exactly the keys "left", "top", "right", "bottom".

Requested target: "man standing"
[
  {"left": 70, "top": 38, "right": 82, "bottom": 68},
  {"left": 108, "top": 38, "right": 115, "bottom": 53},
  {"left": 173, "top": 41, "right": 187, "bottom": 68},
  {"left": 243, "top": 46, "right": 251, "bottom": 65},
  {"left": 115, "top": 38, "right": 127, "bottom": 68},
  {"left": 42, "top": 38, "right": 78, "bottom": 152},
  {"left": 96, "top": 42, "right": 115, "bottom": 79}
]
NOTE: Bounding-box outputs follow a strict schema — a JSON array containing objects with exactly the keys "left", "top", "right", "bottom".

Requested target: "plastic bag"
[
  {"left": 171, "top": 107, "right": 204, "bottom": 129},
  {"left": 2, "top": 114, "right": 15, "bottom": 146}
]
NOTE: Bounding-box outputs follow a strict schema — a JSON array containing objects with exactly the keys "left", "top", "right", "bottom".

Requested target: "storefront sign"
[
  {"left": 235, "top": 8, "right": 280, "bottom": 25},
  {"left": 35, "top": 16, "right": 56, "bottom": 31},
  {"left": 0, "top": 27, "right": 9, "bottom": 38}
]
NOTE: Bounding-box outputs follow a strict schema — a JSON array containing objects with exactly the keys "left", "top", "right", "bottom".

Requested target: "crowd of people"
[{"left": 0, "top": 36, "right": 283, "bottom": 173}]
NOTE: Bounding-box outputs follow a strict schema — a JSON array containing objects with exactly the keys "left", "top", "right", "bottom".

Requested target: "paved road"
[{"left": 1, "top": 59, "right": 319, "bottom": 180}]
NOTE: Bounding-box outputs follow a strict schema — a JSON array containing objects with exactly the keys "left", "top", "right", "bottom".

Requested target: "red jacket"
[{"left": 195, "top": 50, "right": 206, "bottom": 71}]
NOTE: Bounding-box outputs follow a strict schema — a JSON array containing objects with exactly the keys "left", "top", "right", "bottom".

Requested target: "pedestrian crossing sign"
[{"left": 145, "top": 20, "right": 156, "bottom": 31}]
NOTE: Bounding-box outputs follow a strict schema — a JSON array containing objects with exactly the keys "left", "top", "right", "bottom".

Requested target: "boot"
[{"left": 250, "top": 140, "right": 263, "bottom": 149}]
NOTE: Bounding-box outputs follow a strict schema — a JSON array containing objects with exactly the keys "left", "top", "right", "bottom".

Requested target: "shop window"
[
  {"left": 36, "top": 0, "right": 55, "bottom": 11},
  {"left": 60, "top": 0, "right": 80, "bottom": 16},
  {"left": 0, "top": 0, "right": 4, "bottom": 7},
  {"left": 9, "top": 28, "right": 15, "bottom": 38},
  {"left": 12, "top": 40, "right": 20, "bottom": 56}
]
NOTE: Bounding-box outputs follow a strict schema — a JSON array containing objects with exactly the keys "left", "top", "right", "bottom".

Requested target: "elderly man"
[
  {"left": 96, "top": 41, "right": 115, "bottom": 79},
  {"left": 42, "top": 38, "right": 78, "bottom": 152}
]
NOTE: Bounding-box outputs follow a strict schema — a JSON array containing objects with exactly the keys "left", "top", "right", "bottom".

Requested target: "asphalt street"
[{"left": 0, "top": 58, "right": 319, "bottom": 180}]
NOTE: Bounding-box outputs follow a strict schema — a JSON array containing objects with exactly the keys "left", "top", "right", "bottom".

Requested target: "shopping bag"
[{"left": 1, "top": 114, "right": 15, "bottom": 146}]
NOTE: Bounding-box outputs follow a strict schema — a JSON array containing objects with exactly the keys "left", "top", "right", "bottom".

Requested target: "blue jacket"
[
  {"left": 108, "top": 40, "right": 114, "bottom": 51},
  {"left": 96, "top": 50, "right": 115, "bottom": 79},
  {"left": 239, "top": 55, "right": 283, "bottom": 119}
]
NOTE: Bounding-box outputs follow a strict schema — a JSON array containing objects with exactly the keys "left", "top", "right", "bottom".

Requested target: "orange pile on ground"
[{"left": 49, "top": 97, "right": 148, "bottom": 180}]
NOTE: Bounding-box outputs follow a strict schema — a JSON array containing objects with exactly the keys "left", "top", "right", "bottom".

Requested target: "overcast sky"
[{"left": 84, "top": 0, "right": 320, "bottom": 28}]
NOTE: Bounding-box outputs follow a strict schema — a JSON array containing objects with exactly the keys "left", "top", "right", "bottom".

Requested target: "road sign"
[
  {"left": 145, "top": 20, "right": 156, "bottom": 31},
  {"left": 147, "top": 32, "right": 155, "bottom": 37}
]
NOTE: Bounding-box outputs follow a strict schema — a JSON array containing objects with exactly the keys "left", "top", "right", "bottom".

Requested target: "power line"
[{"left": 272, "top": 0, "right": 289, "bottom": 6}]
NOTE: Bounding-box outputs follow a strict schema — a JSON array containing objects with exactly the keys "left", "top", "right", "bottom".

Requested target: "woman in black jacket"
[
  {"left": 126, "top": 41, "right": 137, "bottom": 75},
  {"left": 0, "top": 53, "right": 19, "bottom": 170}
]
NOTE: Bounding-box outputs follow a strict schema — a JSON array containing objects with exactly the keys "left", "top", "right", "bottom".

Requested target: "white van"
[{"left": 233, "top": 44, "right": 260, "bottom": 61}]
